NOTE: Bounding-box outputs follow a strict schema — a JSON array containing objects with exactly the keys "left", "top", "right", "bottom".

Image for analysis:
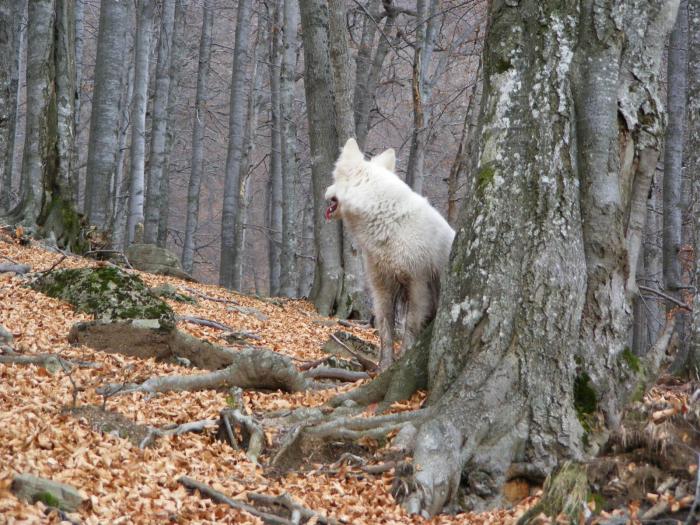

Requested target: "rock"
[
  {"left": 126, "top": 243, "right": 195, "bottom": 281},
  {"left": 32, "top": 267, "right": 175, "bottom": 327},
  {"left": 227, "top": 305, "right": 269, "bottom": 322},
  {"left": 11, "top": 473, "right": 86, "bottom": 511},
  {"left": 150, "top": 283, "right": 196, "bottom": 304},
  {"left": 0, "top": 324, "right": 13, "bottom": 345}
]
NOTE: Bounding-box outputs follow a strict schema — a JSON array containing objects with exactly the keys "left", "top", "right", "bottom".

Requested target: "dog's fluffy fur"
[{"left": 325, "top": 138, "right": 455, "bottom": 369}]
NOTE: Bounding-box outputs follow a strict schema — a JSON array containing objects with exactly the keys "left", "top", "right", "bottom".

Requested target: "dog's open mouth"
[{"left": 325, "top": 197, "right": 338, "bottom": 220}]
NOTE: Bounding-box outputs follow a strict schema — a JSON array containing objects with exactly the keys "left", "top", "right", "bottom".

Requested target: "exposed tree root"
[
  {"left": 516, "top": 462, "right": 588, "bottom": 525},
  {"left": 179, "top": 286, "right": 239, "bottom": 305},
  {"left": 177, "top": 315, "right": 235, "bottom": 332},
  {"left": 96, "top": 346, "right": 308, "bottom": 396},
  {"left": 303, "top": 366, "right": 369, "bottom": 382},
  {"left": 329, "top": 322, "right": 431, "bottom": 409},
  {"left": 0, "top": 263, "right": 30, "bottom": 274},
  {"left": 247, "top": 492, "right": 342, "bottom": 525},
  {"left": 0, "top": 349, "right": 99, "bottom": 370},
  {"left": 216, "top": 408, "right": 265, "bottom": 463},
  {"left": 139, "top": 419, "right": 219, "bottom": 449}
]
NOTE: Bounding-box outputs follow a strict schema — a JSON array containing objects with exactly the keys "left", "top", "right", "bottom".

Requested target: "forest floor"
[{"left": 0, "top": 234, "right": 698, "bottom": 524}]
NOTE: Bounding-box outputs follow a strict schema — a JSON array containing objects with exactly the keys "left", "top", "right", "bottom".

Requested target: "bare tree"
[
  {"left": 268, "top": 0, "right": 283, "bottom": 295},
  {"left": 279, "top": 0, "right": 300, "bottom": 297},
  {"left": 182, "top": 1, "right": 214, "bottom": 274},
  {"left": 144, "top": 0, "right": 177, "bottom": 245},
  {"left": 70, "top": 0, "right": 84, "bottom": 206},
  {"left": 220, "top": 0, "right": 253, "bottom": 289},
  {"left": 84, "top": 0, "right": 131, "bottom": 232},
  {"left": 691, "top": 0, "right": 700, "bottom": 376},
  {"left": 126, "top": 0, "right": 155, "bottom": 244}
]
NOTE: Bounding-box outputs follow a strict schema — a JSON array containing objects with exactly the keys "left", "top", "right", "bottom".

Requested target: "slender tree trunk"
[
  {"left": 299, "top": 0, "right": 343, "bottom": 315},
  {"left": 405, "top": 0, "right": 439, "bottom": 194},
  {"left": 126, "top": 0, "right": 155, "bottom": 245},
  {"left": 111, "top": 57, "right": 136, "bottom": 251},
  {"left": 143, "top": 0, "right": 176, "bottom": 245},
  {"left": 182, "top": 1, "right": 213, "bottom": 274},
  {"left": 84, "top": 0, "right": 131, "bottom": 232},
  {"left": 352, "top": 0, "right": 379, "bottom": 149},
  {"left": 663, "top": 0, "right": 687, "bottom": 292},
  {"left": 0, "top": 0, "right": 24, "bottom": 212},
  {"left": 157, "top": 0, "right": 187, "bottom": 248},
  {"left": 70, "top": 0, "right": 84, "bottom": 206},
  {"left": 390, "top": 1, "right": 678, "bottom": 516},
  {"left": 268, "top": 0, "right": 283, "bottom": 296},
  {"left": 220, "top": 0, "right": 253, "bottom": 289},
  {"left": 279, "top": 0, "right": 300, "bottom": 297}
]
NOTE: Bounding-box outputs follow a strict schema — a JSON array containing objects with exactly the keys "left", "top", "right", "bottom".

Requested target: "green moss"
[
  {"left": 476, "top": 165, "right": 496, "bottom": 195},
  {"left": 588, "top": 492, "right": 606, "bottom": 514},
  {"left": 517, "top": 462, "right": 588, "bottom": 525},
  {"left": 574, "top": 372, "right": 596, "bottom": 433},
  {"left": 34, "top": 491, "right": 61, "bottom": 508},
  {"left": 494, "top": 57, "right": 512, "bottom": 73},
  {"left": 620, "top": 347, "right": 641, "bottom": 373},
  {"left": 31, "top": 267, "right": 175, "bottom": 327}
]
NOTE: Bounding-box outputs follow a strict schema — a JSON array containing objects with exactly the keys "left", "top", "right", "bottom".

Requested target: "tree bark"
[
  {"left": 182, "top": 1, "right": 214, "bottom": 274},
  {"left": 84, "top": 0, "right": 131, "bottom": 232},
  {"left": 388, "top": 1, "right": 679, "bottom": 516},
  {"left": 220, "top": 0, "right": 253, "bottom": 290},
  {"left": 268, "top": 0, "right": 283, "bottom": 296},
  {"left": 0, "top": 0, "right": 24, "bottom": 212},
  {"left": 70, "top": 0, "right": 84, "bottom": 207},
  {"left": 279, "top": 0, "right": 300, "bottom": 297},
  {"left": 663, "top": 0, "right": 687, "bottom": 293},
  {"left": 143, "top": 0, "right": 176, "bottom": 245},
  {"left": 126, "top": 0, "right": 155, "bottom": 245}
]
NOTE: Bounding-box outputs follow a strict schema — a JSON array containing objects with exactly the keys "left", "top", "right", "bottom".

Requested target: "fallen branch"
[
  {"left": 179, "top": 286, "right": 239, "bottom": 305},
  {"left": 304, "top": 366, "right": 369, "bottom": 382},
  {"left": 638, "top": 285, "right": 692, "bottom": 311},
  {"left": 96, "top": 347, "right": 308, "bottom": 396},
  {"left": 0, "top": 263, "right": 30, "bottom": 274},
  {"left": 41, "top": 255, "right": 67, "bottom": 274},
  {"left": 139, "top": 419, "right": 219, "bottom": 449},
  {"left": 330, "top": 333, "right": 377, "bottom": 371},
  {"left": 178, "top": 315, "right": 234, "bottom": 332},
  {"left": 247, "top": 492, "right": 342, "bottom": 525},
  {"left": 178, "top": 476, "right": 290, "bottom": 525},
  {"left": 0, "top": 254, "right": 19, "bottom": 264},
  {"left": 337, "top": 319, "right": 370, "bottom": 328}
]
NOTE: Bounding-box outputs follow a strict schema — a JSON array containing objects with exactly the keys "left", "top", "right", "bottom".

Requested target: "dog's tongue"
[{"left": 325, "top": 206, "right": 333, "bottom": 221}]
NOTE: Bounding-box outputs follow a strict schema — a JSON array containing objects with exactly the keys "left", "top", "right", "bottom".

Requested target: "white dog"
[{"left": 325, "top": 138, "right": 455, "bottom": 369}]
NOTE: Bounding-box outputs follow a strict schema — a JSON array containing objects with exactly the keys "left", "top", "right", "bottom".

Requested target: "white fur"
[{"left": 325, "top": 138, "right": 455, "bottom": 368}]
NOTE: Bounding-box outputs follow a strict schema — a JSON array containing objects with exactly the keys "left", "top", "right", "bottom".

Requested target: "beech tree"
[{"left": 283, "top": 0, "right": 682, "bottom": 519}]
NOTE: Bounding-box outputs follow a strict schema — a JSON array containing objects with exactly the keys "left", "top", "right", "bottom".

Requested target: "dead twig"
[
  {"left": 178, "top": 476, "right": 291, "bottom": 525},
  {"left": 40, "top": 255, "right": 67, "bottom": 274},
  {"left": 638, "top": 285, "right": 692, "bottom": 311},
  {"left": 139, "top": 419, "right": 219, "bottom": 449},
  {"left": 178, "top": 315, "right": 234, "bottom": 332},
  {"left": 0, "top": 253, "right": 19, "bottom": 264}
]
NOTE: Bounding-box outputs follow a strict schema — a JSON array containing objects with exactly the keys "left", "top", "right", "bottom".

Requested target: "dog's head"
[{"left": 324, "top": 139, "right": 395, "bottom": 221}]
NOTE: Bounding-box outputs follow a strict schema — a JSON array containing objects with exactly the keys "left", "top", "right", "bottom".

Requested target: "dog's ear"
[
  {"left": 339, "top": 138, "right": 364, "bottom": 163},
  {"left": 371, "top": 149, "right": 396, "bottom": 172}
]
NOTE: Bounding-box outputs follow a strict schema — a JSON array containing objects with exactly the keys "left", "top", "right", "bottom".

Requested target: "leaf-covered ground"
[{"left": 0, "top": 236, "right": 698, "bottom": 524}]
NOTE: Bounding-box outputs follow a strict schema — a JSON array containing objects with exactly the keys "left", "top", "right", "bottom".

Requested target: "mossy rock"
[
  {"left": 31, "top": 267, "right": 175, "bottom": 328},
  {"left": 150, "top": 283, "right": 197, "bottom": 304}
]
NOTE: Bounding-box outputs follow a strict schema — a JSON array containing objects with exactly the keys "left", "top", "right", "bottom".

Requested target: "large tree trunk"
[
  {"left": 0, "top": 0, "right": 24, "bottom": 212},
  {"left": 268, "top": 0, "right": 283, "bottom": 296},
  {"left": 299, "top": 0, "right": 343, "bottom": 316},
  {"left": 686, "top": 0, "right": 700, "bottom": 374},
  {"left": 70, "top": 0, "right": 84, "bottom": 207},
  {"left": 182, "top": 1, "right": 213, "bottom": 275},
  {"left": 279, "top": 0, "right": 300, "bottom": 297},
  {"left": 220, "top": 0, "right": 253, "bottom": 290},
  {"left": 126, "top": 0, "right": 155, "bottom": 245},
  {"left": 391, "top": 1, "right": 678, "bottom": 516},
  {"left": 84, "top": 0, "right": 131, "bottom": 232},
  {"left": 4, "top": 0, "right": 83, "bottom": 251},
  {"left": 143, "top": 0, "right": 176, "bottom": 245}
]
